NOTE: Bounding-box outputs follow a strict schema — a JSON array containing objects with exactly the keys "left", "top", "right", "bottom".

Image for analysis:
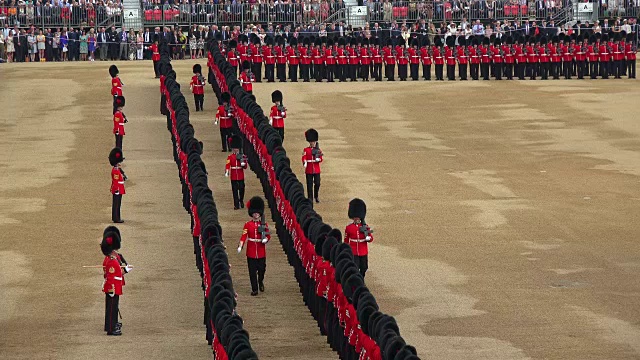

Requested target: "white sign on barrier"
[
  {"left": 124, "top": 9, "right": 139, "bottom": 19},
  {"left": 578, "top": 3, "right": 593, "bottom": 12},
  {"left": 349, "top": 6, "right": 368, "bottom": 16}
]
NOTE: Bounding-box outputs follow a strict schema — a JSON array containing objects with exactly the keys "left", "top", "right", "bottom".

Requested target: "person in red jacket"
[
  {"left": 457, "top": 36, "right": 469, "bottom": 80},
  {"left": 549, "top": 36, "right": 561, "bottom": 79},
  {"left": 302, "top": 128, "right": 323, "bottom": 203},
  {"left": 102, "top": 229, "right": 125, "bottom": 335},
  {"left": 263, "top": 36, "right": 276, "bottom": 82},
  {"left": 300, "top": 37, "right": 311, "bottom": 82},
  {"left": 611, "top": 34, "right": 624, "bottom": 79},
  {"left": 312, "top": 38, "right": 324, "bottom": 82},
  {"left": 113, "top": 96, "right": 126, "bottom": 149},
  {"left": 237, "top": 197, "right": 271, "bottom": 296},
  {"left": 227, "top": 39, "right": 239, "bottom": 77},
  {"left": 276, "top": 36, "right": 288, "bottom": 82},
  {"left": 250, "top": 34, "right": 263, "bottom": 83},
  {"left": 626, "top": 33, "right": 636, "bottom": 79},
  {"left": 239, "top": 60, "right": 254, "bottom": 93},
  {"left": 599, "top": 34, "right": 610, "bottom": 79},
  {"left": 371, "top": 38, "right": 383, "bottom": 81},
  {"left": 383, "top": 38, "right": 396, "bottom": 81},
  {"left": 225, "top": 135, "right": 247, "bottom": 209},
  {"left": 215, "top": 92, "right": 234, "bottom": 152},
  {"left": 109, "top": 147, "right": 126, "bottom": 223},
  {"left": 348, "top": 38, "right": 360, "bottom": 81},
  {"left": 269, "top": 90, "right": 286, "bottom": 140},
  {"left": 575, "top": 35, "right": 587, "bottom": 79},
  {"left": 345, "top": 198, "right": 373, "bottom": 278},
  {"left": 359, "top": 38, "right": 371, "bottom": 81},
  {"left": 492, "top": 37, "right": 503, "bottom": 80},
  {"left": 325, "top": 38, "right": 336, "bottom": 82},
  {"left": 190, "top": 64, "right": 205, "bottom": 112},
  {"left": 408, "top": 38, "right": 420, "bottom": 81},
  {"left": 336, "top": 37, "right": 348, "bottom": 82},
  {"left": 433, "top": 36, "right": 445, "bottom": 81},
  {"left": 469, "top": 37, "right": 480, "bottom": 80},
  {"left": 395, "top": 42, "right": 408, "bottom": 81},
  {"left": 445, "top": 35, "right": 456, "bottom": 81},
  {"left": 538, "top": 36, "right": 550, "bottom": 80},
  {"left": 109, "top": 65, "right": 123, "bottom": 114},
  {"left": 150, "top": 35, "right": 160, "bottom": 78},
  {"left": 287, "top": 37, "right": 300, "bottom": 82}
]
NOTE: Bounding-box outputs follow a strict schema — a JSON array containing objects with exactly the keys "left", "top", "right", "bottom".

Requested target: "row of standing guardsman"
[{"left": 214, "top": 32, "right": 636, "bottom": 82}]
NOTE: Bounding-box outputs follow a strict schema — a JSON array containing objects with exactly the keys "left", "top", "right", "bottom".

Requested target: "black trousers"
[
  {"left": 252, "top": 62, "right": 262, "bottom": 82},
  {"left": 112, "top": 193, "right": 122, "bottom": 222},
  {"left": 193, "top": 94, "right": 204, "bottom": 111},
  {"left": 275, "top": 127, "right": 284, "bottom": 141},
  {"left": 113, "top": 96, "right": 118, "bottom": 115},
  {"left": 628, "top": 60, "right": 636, "bottom": 78},
  {"left": 398, "top": 64, "right": 407, "bottom": 80},
  {"left": 550, "top": 62, "right": 559, "bottom": 79},
  {"left": 289, "top": 64, "right": 298, "bottom": 82},
  {"left": 515, "top": 63, "right": 524, "bottom": 79},
  {"left": 410, "top": 63, "right": 419, "bottom": 80},
  {"left": 349, "top": 64, "right": 358, "bottom": 81},
  {"left": 577, "top": 61, "right": 585, "bottom": 79},
  {"left": 247, "top": 257, "right": 266, "bottom": 293},
  {"left": 446, "top": 64, "right": 455, "bottom": 80},
  {"left": 104, "top": 294, "right": 120, "bottom": 333},
  {"left": 459, "top": 63, "right": 468, "bottom": 80},
  {"left": 301, "top": 64, "right": 310, "bottom": 82},
  {"left": 277, "top": 63, "right": 287, "bottom": 82},
  {"left": 386, "top": 64, "right": 395, "bottom": 80},
  {"left": 481, "top": 63, "right": 489, "bottom": 80},
  {"left": 422, "top": 63, "right": 431, "bottom": 80},
  {"left": 563, "top": 61, "right": 572, "bottom": 79},
  {"left": 470, "top": 63, "right": 479, "bottom": 80},
  {"left": 504, "top": 63, "right": 513, "bottom": 79},
  {"left": 193, "top": 235, "right": 203, "bottom": 277},
  {"left": 115, "top": 134, "right": 123, "bottom": 150},
  {"left": 436, "top": 64, "right": 445, "bottom": 80},
  {"left": 326, "top": 64, "right": 335, "bottom": 82},
  {"left": 220, "top": 127, "right": 232, "bottom": 151},
  {"left": 265, "top": 63, "right": 275, "bottom": 82},
  {"left": 601, "top": 61, "right": 609, "bottom": 79},
  {"left": 527, "top": 63, "right": 537, "bottom": 80},
  {"left": 306, "top": 173, "right": 321, "bottom": 200},
  {"left": 359, "top": 64, "right": 368, "bottom": 80},
  {"left": 590, "top": 61, "right": 599, "bottom": 79},
  {"left": 153, "top": 60, "right": 159, "bottom": 77},
  {"left": 336, "top": 64, "right": 344, "bottom": 81},
  {"left": 494, "top": 63, "right": 503, "bottom": 80},
  {"left": 316, "top": 64, "right": 325, "bottom": 82},
  {"left": 310, "top": 63, "right": 315, "bottom": 78},
  {"left": 231, "top": 180, "right": 245, "bottom": 208},
  {"left": 613, "top": 60, "right": 622, "bottom": 78},
  {"left": 354, "top": 255, "right": 368, "bottom": 278}
]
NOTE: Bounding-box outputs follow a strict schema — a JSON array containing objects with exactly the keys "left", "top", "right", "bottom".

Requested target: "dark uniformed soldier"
[
  {"left": 237, "top": 197, "right": 271, "bottom": 296},
  {"left": 109, "top": 147, "right": 126, "bottom": 223},
  {"left": 112, "top": 95, "right": 126, "bottom": 149},
  {"left": 215, "top": 92, "right": 234, "bottom": 152},
  {"left": 101, "top": 229, "right": 125, "bottom": 336},
  {"left": 269, "top": 90, "right": 286, "bottom": 141},
  {"left": 302, "top": 129, "right": 323, "bottom": 204},
  {"left": 345, "top": 198, "right": 373, "bottom": 278},
  {"left": 109, "top": 65, "right": 123, "bottom": 114},
  {"left": 190, "top": 64, "right": 205, "bottom": 112},
  {"left": 225, "top": 135, "right": 247, "bottom": 209}
]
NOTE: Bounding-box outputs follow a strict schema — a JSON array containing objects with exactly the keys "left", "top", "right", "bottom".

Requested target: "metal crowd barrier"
[{"left": 0, "top": 5, "right": 122, "bottom": 29}]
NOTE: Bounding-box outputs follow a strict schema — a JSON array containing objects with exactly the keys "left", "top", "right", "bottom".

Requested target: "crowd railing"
[{"left": 0, "top": 4, "right": 122, "bottom": 30}]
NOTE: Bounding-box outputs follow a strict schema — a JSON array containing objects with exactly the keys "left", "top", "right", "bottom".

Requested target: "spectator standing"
[
  {"left": 108, "top": 26, "right": 118, "bottom": 60},
  {"left": 0, "top": 31, "right": 5, "bottom": 61},
  {"left": 60, "top": 29, "right": 68, "bottom": 61},
  {"left": 53, "top": 30, "right": 60, "bottom": 61},
  {"left": 118, "top": 26, "right": 127, "bottom": 60},
  {"left": 98, "top": 27, "right": 107, "bottom": 61},
  {"left": 136, "top": 30, "right": 143, "bottom": 60},
  {"left": 6, "top": 31, "right": 14, "bottom": 62},
  {"left": 37, "top": 29, "right": 45, "bottom": 61},
  {"left": 127, "top": 29, "right": 135, "bottom": 60},
  {"left": 28, "top": 30, "right": 36, "bottom": 62},
  {"left": 88, "top": 28, "right": 97, "bottom": 61}
]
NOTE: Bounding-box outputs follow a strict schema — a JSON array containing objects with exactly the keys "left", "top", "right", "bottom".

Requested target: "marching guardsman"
[
  {"left": 433, "top": 36, "right": 445, "bottom": 81},
  {"left": 325, "top": 38, "right": 336, "bottom": 82},
  {"left": 237, "top": 196, "right": 271, "bottom": 296},
  {"left": 215, "top": 92, "right": 234, "bottom": 152},
  {"left": 250, "top": 34, "right": 263, "bottom": 83},
  {"left": 101, "top": 228, "right": 129, "bottom": 336},
  {"left": 269, "top": 90, "right": 286, "bottom": 141},
  {"left": 113, "top": 96, "right": 126, "bottom": 149},
  {"left": 408, "top": 38, "right": 420, "bottom": 81},
  {"left": 150, "top": 35, "right": 160, "bottom": 78},
  {"left": 619, "top": 34, "right": 627, "bottom": 77},
  {"left": 110, "top": 65, "right": 123, "bottom": 115},
  {"left": 276, "top": 36, "right": 288, "bottom": 82},
  {"left": 312, "top": 38, "right": 324, "bottom": 82},
  {"left": 396, "top": 39, "right": 409, "bottom": 81},
  {"left": 345, "top": 198, "right": 373, "bottom": 278},
  {"left": 469, "top": 37, "right": 480, "bottom": 80},
  {"left": 109, "top": 147, "right": 126, "bottom": 223},
  {"left": 239, "top": 60, "right": 254, "bottom": 93},
  {"left": 348, "top": 38, "right": 359, "bottom": 81},
  {"left": 225, "top": 135, "right": 247, "bottom": 210},
  {"left": 445, "top": 36, "right": 456, "bottom": 81},
  {"left": 383, "top": 38, "right": 396, "bottom": 81},
  {"left": 371, "top": 38, "right": 383, "bottom": 81},
  {"left": 539, "top": 37, "right": 549, "bottom": 80},
  {"left": 228, "top": 39, "right": 239, "bottom": 77},
  {"left": 287, "top": 37, "right": 299, "bottom": 82},
  {"left": 359, "top": 38, "right": 371, "bottom": 81},
  {"left": 336, "top": 37, "right": 348, "bottom": 82},
  {"left": 190, "top": 64, "right": 205, "bottom": 112},
  {"left": 457, "top": 36, "right": 469, "bottom": 80},
  {"left": 263, "top": 36, "right": 276, "bottom": 82},
  {"left": 480, "top": 37, "right": 491, "bottom": 80},
  {"left": 626, "top": 33, "right": 636, "bottom": 79},
  {"left": 300, "top": 37, "right": 311, "bottom": 82},
  {"left": 302, "top": 128, "right": 323, "bottom": 203}
]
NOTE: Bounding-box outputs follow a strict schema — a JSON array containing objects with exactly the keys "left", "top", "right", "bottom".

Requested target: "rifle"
[
  {"left": 224, "top": 103, "right": 233, "bottom": 117},
  {"left": 311, "top": 142, "right": 322, "bottom": 160},
  {"left": 277, "top": 103, "right": 286, "bottom": 115},
  {"left": 258, "top": 218, "right": 270, "bottom": 241},
  {"left": 358, "top": 221, "right": 373, "bottom": 239}
]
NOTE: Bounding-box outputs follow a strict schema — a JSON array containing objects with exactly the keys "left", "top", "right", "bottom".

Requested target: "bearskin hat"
[
  {"left": 602, "top": 33, "right": 609, "bottom": 42},
  {"left": 271, "top": 90, "right": 283, "bottom": 103},
  {"left": 482, "top": 37, "right": 490, "bottom": 46},
  {"left": 361, "top": 38, "right": 368, "bottom": 46},
  {"left": 215, "top": 32, "right": 222, "bottom": 42},
  {"left": 221, "top": 92, "right": 231, "bottom": 103},
  {"left": 109, "top": 147, "right": 124, "bottom": 166},
  {"left": 303, "top": 37, "right": 310, "bottom": 46},
  {"left": 265, "top": 36, "right": 274, "bottom": 46},
  {"left": 421, "top": 36, "right": 431, "bottom": 47},
  {"left": 457, "top": 36, "right": 466, "bottom": 46},
  {"left": 314, "top": 37, "right": 322, "bottom": 47},
  {"left": 305, "top": 128, "right": 318, "bottom": 142},
  {"left": 471, "top": 37, "right": 479, "bottom": 46},
  {"left": 373, "top": 37, "right": 381, "bottom": 47},
  {"left": 552, "top": 35, "right": 559, "bottom": 43},
  {"left": 239, "top": 34, "right": 248, "bottom": 44},
  {"left": 338, "top": 37, "right": 346, "bottom": 47},
  {"left": 327, "top": 37, "right": 335, "bottom": 47},
  {"left": 153, "top": 33, "right": 159, "bottom": 42},
  {"left": 290, "top": 37, "right": 298, "bottom": 46},
  {"left": 350, "top": 37, "right": 358, "bottom": 47},
  {"left": 627, "top": 33, "right": 634, "bottom": 42},
  {"left": 229, "top": 135, "right": 242, "bottom": 149},
  {"left": 229, "top": 39, "right": 237, "bottom": 49},
  {"left": 348, "top": 198, "right": 366, "bottom": 220},
  {"left": 115, "top": 95, "right": 125, "bottom": 108},
  {"left": 109, "top": 64, "right": 119, "bottom": 78},
  {"left": 434, "top": 35, "right": 443, "bottom": 47},
  {"left": 242, "top": 60, "right": 251, "bottom": 70},
  {"left": 103, "top": 225, "right": 121, "bottom": 245},
  {"left": 504, "top": 36, "right": 512, "bottom": 45},
  {"left": 540, "top": 36, "right": 547, "bottom": 45},
  {"left": 247, "top": 196, "right": 265, "bottom": 217},
  {"left": 411, "top": 37, "right": 419, "bottom": 47},
  {"left": 101, "top": 229, "right": 121, "bottom": 256},
  {"left": 614, "top": 33, "right": 621, "bottom": 42},
  {"left": 193, "top": 64, "right": 202, "bottom": 74},
  {"left": 493, "top": 36, "right": 502, "bottom": 46}
]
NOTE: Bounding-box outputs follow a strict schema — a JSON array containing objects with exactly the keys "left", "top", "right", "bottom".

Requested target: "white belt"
[
  {"left": 247, "top": 238, "right": 263, "bottom": 242},
  {"left": 350, "top": 239, "right": 367, "bottom": 243},
  {"left": 273, "top": 116, "right": 283, "bottom": 119},
  {"left": 194, "top": 85, "right": 203, "bottom": 87},
  {"left": 230, "top": 166, "right": 243, "bottom": 169},
  {"left": 118, "top": 181, "right": 125, "bottom": 184},
  {"left": 114, "top": 277, "right": 123, "bottom": 280}
]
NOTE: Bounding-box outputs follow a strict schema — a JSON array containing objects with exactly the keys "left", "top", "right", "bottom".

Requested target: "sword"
[{"left": 82, "top": 265, "right": 133, "bottom": 268}]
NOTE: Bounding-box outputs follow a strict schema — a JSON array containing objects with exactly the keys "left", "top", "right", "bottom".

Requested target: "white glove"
[
  {"left": 108, "top": 292, "right": 115, "bottom": 298},
  {"left": 225, "top": 171, "right": 229, "bottom": 177},
  {"left": 237, "top": 246, "right": 242, "bottom": 254},
  {"left": 303, "top": 161, "right": 307, "bottom": 168},
  {"left": 214, "top": 120, "right": 218, "bottom": 125},
  {"left": 365, "top": 236, "right": 371, "bottom": 241},
  {"left": 125, "top": 265, "right": 133, "bottom": 273},
  {"left": 261, "top": 238, "right": 268, "bottom": 244},
  {"left": 315, "top": 157, "right": 321, "bottom": 162},
  {"left": 269, "top": 119, "right": 273, "bottom": 126},
  {"left": 240, "top": 162, "right": 246, "bottom": 167}
]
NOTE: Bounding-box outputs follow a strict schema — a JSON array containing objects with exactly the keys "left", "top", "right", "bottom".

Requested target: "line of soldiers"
[
  {"left": 109, "top": 65, "right": 128, "bottom": 223},
  {"left": 218, "top": 32, "right": 636, "bottom": 82}
]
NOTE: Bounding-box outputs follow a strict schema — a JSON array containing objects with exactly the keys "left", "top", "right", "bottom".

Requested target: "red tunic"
[
  {"left": 408, "top": 47, "right": 420, "bottom": 64},
  {"left": 383, "top": 47, "right": 395, "bottom": 64},
  {"left": 113, "top": 111, "right": 125, "bottom": 135},
  {"left": 111, "top": 167, "right": 125, "bottom": 195},
  {"left": 588, "top": 44, "right": 598, "bottom": 62},
  {"left": 270, "top": 105, "right": 286, "bottom": 128},
  {"left": 190, "top": 75, "right": 204, "bottom": 95},
  {"left": 562, "top": 45, "right": 572, "bottom": 62},
  {"left": 216, "top": 105, "right": 234, "bottom": 128},
  {"left": 300, "top": 47, "right": 311, "bottom": 65},
  {"left": 349, "top": 47, "right": 360, "bottom": 65},
  {"left": 360, "top": 47, "right": 371, "bottom": 65},
  {"left": 150, "top": 43, "right": 160, "bottom": 61},
  {"left": 239, "top": 220, "right": 271, "bottom": 259},
  {"left": 469, "top": 47, "right": 480, "bottom": 64},
  {"left": 539, "top": 45, "right": 549, "bottom": 63},
  {"left": 103, "top": 254, "right": 124, "bottom": 295},
  {"left": 492, "top": 46, "right": 503, "bottom": 63},
  {"left": 612, "top": 43, "right": 624, "bottom": 61},
  {"left": 372, "top": 47, "right": 383, "bottom": 64},
  {"left": 574, "top": 44, "right": 586, "bottom": 61},
  {"left": 302, "top": 146, "right": 322, "bottom": 174},
  {"left": 344, "top": 222, "right": 373, "bottom": 256},
  {"left": 396, "top": 46, "right": 408, "bottom": 65},
  {"left": 251, "top": 44, "right": 262, "bottom": 64},
  {"left": 599, "top": 43, "right": 610, "bottom": 62},
  {"left": 227, "top": 49, "right": 239, "bottom": 67},
  {"left": 239, "top": 71, "right": 254, "bottom": 92},
  {"left": 626, "top": 43, "right": 636, "bottom": 60},
  {"left": 263, "top": 46, "right": 275, "bottom": 65},
  {"left": 514, "top": 45, "right": 525, "bottom": 63},
  {"left": 456, "top": 46, "right": 468, "bottom": 64},
  {"left": 111, "top": 76, "right": 123, "bottom": 96},
  {"left": 225, "top": 153, "right": 247, "bottom": 180},
  {"left": 433, "top": 47, "right": 444, "bottom": 65},
  {"left": 287, "top": 47, "right": 299, "bottom": 65},
  {"left": 526, "top": 45, "right": 537, "bottom": 63},
  {"left": 337, "top": 48, "right": 348, "bottom": 65},
  {"left": 312, "top": 48, "right": 323, "bottom": 65},
  {"left": 325, "top": 47, "right": 336, "bottom": 65},
  {"left": 549, "top": 44, "right": 560, "bottom": 62}
]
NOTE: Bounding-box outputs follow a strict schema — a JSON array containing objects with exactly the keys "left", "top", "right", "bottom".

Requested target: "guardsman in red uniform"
[
  {"left": 457, "top": 36, "right": 469, "bottom": 80},
  {"left": 269, "top": 90, "right": 286, "bottom": 140},
  {"left": 599, "top": 34, "right": 610, "bottom": 79},
  {"left": 113, "top": 96, "right": 126, "bottom": 149},
  {"left": 549, "top": 36, "right": 560, "bottom": 79},
  {"left": 408, "top": 38, "right": 420, "bottom": 81},
  {"left": 562, "top": 37, "right": 573, "bottom": 79},
  {"left": 359, "top": 38, "right": 371, "bottom": 81},
  {"left": 287, "top": 37, "right": 299, "bottom": 82},
  {"left": 150, "top": 35, "right": 160, "bottom": 78},
  {"left": 420, "top": 37, "right": 432, "bottom": 80},
  {"left": 526, "top": 37, "right": 538, "bottom": 80},
  {"left": 300, "top": 37, "right": 311, "bottom": 82},
  {"left": 225, "top": 135, "right": 247, "bottom": 209},
  {"left": 383, "top": 38, "right": 396, "bottom": 81},
  {"left": 348, "top": 38, "right": 360, "bottom": 81},
  {"left": 250, "top": 34, "right": 263, "bottom": 83},
  {"left": 302, "top": 128, "right": 323, "bottom": 203},
  {"left": 433, "top": 36, "right": 445, "bottom": 80},
  {"left": 445, "top": 36, "right": 456, "bottom": 80},
  {"left": 575, "top": 35, "right": 587, "bottom": 79},
  {"left": 109, "top": 147, "right": 126, "bottom": 223},
  {"left": 492, "top": 37, "right": 503, "bottom": 80},
  {"left": 238, "top": 34, "right": 249, "bottom": 64},
  {"left": 468, "top": 38, "right": 480, "bottom": 80},
  {"left": 237, "top": 197, "right": 271, "bottom": 296},
  {"left": 101, "top": 228, "right": 129, "bottom": 335},
  {"left": 619, "top": 35, "right": 627, "bottom": 77},
  {"left": 109, "top": 65, "right": 123, "bottom": 115},
  {"left": 625, "top": 33, "right": 636, "bottom": 79},
  {"left": 336, "top": 37, "right": 348, "bottom": 82},
  {"left": 263, "top": 36, "right": 276, "bottom": 82},
  {"left": 370, "top": 38, "right": 383, "bottom": 81},
  {"left": 228, "top": 39, "right": 239, "bottom": 77},
  {"left": 611, "top": 34, "right": 624, "bottom": 79},
  {"left": 345, "top": 198, "right": 373, "bottom": 278},
  {"left": 275, "top": 36, "right": 288, "bottom": 82},
  {"left": 503, "top": 37, "right": 515, "bottom": 80},
  {"left": 480, "top": 37, "right": 491, "bottom": 80},
  {"left": 538, "top": 37, "right": 550, "bottom": 80},
  {"left": 588, "top": 35, "right": 599, "bottom": 79},
  {"left": 190, "top": 64, "right": 205, "bottom": 111},
  {"left": 325, "top": 38, "right": 336, "bottom": 82},
  {"left": 215, "top": 92, "right": 234, "bottom": 152},
  {"left": 312, "top": 38, "right": 324, "bottom": 82},
  {"left": 239, "top": 60, "right": 254, "bottom": 93}
]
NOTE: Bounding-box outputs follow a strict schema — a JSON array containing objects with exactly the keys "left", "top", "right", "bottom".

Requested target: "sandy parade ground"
[{"left": 0, "top": 60, "right": 639, "bottom": 360}]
